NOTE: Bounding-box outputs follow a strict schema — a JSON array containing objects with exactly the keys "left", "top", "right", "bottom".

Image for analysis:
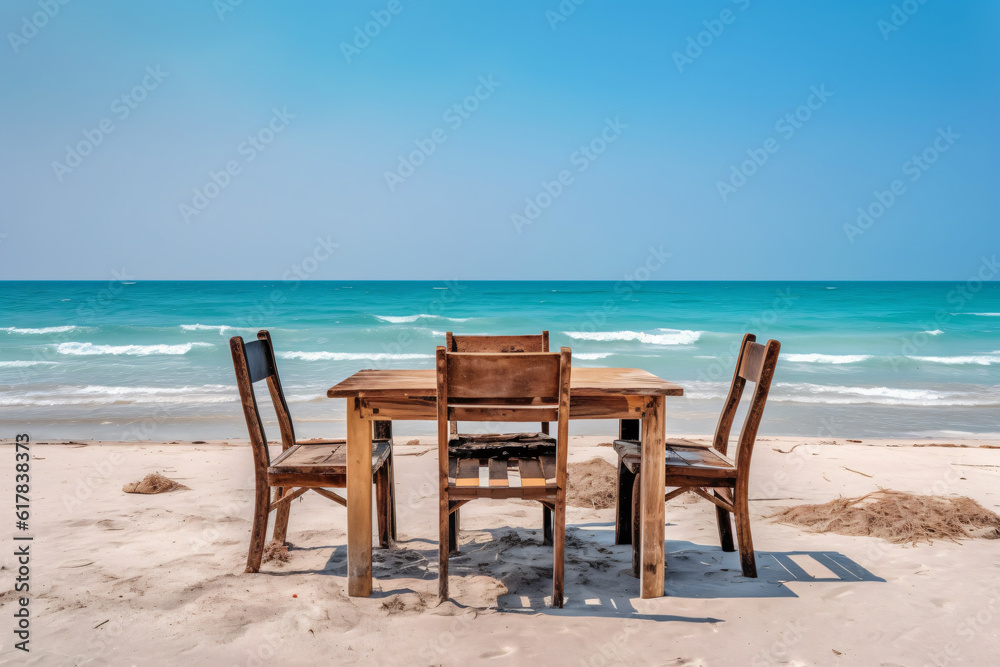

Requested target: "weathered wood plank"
[
  {"left": 311, "top": 487, "right": 347, "bottom": 506},
  {"left": 456, "top": 459, "right": 480, "bottom": 487},
  {"left": 518, "top": 458, "right": 546, "bottom": 487},
  {"left": 738, "top": 340, "right": 767, "bottom": 383},
  {"left": 267, "top": 471, "right": 347, "bottom": 487},
  {"left": 447, "top": 352, "right": 561, "bottom": 399},
  {"left": 448, "top": 433, "right": 555, "bottom": 460},
  {"left": 450, "top": 405, "right": 559, "bottom": 423},
  {"left": 552, "top": 346, "right": 571, "bottom": 609},
  {"left": 448, "top": 486, "right": 553, "bottom": 500},
  {"left": 361, "top": 394, "right": 646, "bottom": 421},
  {"left": 267, "top": 441, "right": 391, "bottom": 475},
  {"left": 436, "top": 347, "right": 450, "bottom": 603},
  {"left": 329, "top": 367, "right": 684, "bottom": 399},
  {"left": 615, "top": 455, "right": 636, "bottom": 545},
  {"left": 640, "top": 395, "right": 665, "bottom": 598},
  {"left": 447, "top": 333, "right": 548, "bottom": 353},
  {"left": 346, "top": 398, "right": 373, "bottom": 598},
  {"left": 488, "top": 458, "right": 509, "bottom": 487},
  {"left": 268, "top": 486, "right": 309, "bottom": 511}
]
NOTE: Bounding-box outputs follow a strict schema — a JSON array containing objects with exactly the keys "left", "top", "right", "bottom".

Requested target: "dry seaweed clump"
[
  {"left": 262, "top": 540, "right": 290, "bottom": 565},
  {"left": 769, "top": 490, "right": 1000, "bottom": 545},
  {"left": 122, "top": 472, "right": 186, "bottom": 494},
  {"left": 567, "top": 458, "right": 617, "bottom": 510}
]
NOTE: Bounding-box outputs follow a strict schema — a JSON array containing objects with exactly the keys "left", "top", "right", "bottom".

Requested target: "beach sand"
[{"left": 4, "top": 435, "right": 999, "bottom": 665}]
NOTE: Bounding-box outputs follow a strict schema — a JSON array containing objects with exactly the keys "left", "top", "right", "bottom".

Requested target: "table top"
[{"left": 328, "top": 367, "right": 683, "bottom": 399}]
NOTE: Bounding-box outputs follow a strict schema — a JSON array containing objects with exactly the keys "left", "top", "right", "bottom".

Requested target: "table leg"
[
  {"left": 639, "top": 395, "right": 665, "bottom": 598},
  {"left": 347, "top": 398, "right": 373, "bottom": 597}
]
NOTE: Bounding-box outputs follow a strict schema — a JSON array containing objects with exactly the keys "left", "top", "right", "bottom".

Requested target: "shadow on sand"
[{"left": 271, "top": 520, "right": 882, "bottom": 621}]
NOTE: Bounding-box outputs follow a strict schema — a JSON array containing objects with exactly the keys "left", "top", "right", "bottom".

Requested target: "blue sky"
[{"left": 1, "top": 0, "right": 997, "bottom": 280}]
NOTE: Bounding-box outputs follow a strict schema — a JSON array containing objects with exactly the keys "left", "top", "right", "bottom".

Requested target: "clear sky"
[{"left": 1, "top": 1, "right": 997, "bottom": 280}]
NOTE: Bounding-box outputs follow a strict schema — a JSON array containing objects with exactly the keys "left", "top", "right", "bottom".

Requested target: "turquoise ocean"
[{"left": 1, "top": 281, "right": 998, "bottom": 442}]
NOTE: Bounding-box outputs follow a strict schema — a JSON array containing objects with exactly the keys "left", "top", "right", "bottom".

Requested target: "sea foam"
[
  {"left": 774, "top": 382, "right": 998, "bottom": 407},
  {"left": 574, "top": 352, "right": 615, "bottom": 360},
  {"left": 277, "top": 351, "right": 432, "bottom": 361},
  {"left": 374, "top": 314, "right": 471, "bottom": 324},
  {"left": 0, "top": 360, "right": 59, "bottom": 367},
  {"left": 0, "top": 384, "right": 235, "bottom": 406},
  {"left": 2, "top": 326, "right": 78, "bottom": 334},
  {"left": 783, "top": 353, "right": 873, "bottom": 364},
  {"left": 180, "top": 324, "right": 240, "bottom": 335},
  {"left": 910, "top": 353, "right": 1000, "bottom": 366},
  {"left": 56, "top": 342, "right": 213, "bottom": 356},
  {"left": 563, "top": 329, "right": 701, "bottom": 345},
  {"left": 683, "top": 381, "right": 998, "bottom": 407}
]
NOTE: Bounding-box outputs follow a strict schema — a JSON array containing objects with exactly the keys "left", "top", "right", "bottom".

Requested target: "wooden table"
[{"left": 327, "top": 367, "right": 683, "bottom": 599}]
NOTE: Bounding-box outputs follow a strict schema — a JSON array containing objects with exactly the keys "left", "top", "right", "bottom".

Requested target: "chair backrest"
[
  {"left": 712, "top": 333, "right": 781, "bottom": 472},
  {"left": 446, "top": 331, "right": 549, "bottom": 354},
  {"left": 436, "top": 347, "right": 572, "bottom": 484},
  {"left": 229, "top": 330, "right": 296, "bottom": 472},
  {"left": 445, "top": 332, "right": 550, "bottom": 433}
]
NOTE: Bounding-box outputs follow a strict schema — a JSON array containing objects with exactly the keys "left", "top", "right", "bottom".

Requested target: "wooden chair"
[
  {"left": 445, "top": 331, "right": 553, "bottom": 549},
  {"left": 613, "top": 334, "right": 780, "bottom": 578},
  {"left": 437, "top": 346, "right": 571, "bottom": 607},
  {"left": 230, "top": 330, "right": 396, "bottom": 574}
]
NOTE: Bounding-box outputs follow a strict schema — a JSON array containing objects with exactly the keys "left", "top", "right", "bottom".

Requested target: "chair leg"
[
  {"left": 245, "top": 481, "right": 271, "bottom": 573},
  {"left": 449, "top": 507, "right": 460, "bottom": 554},
  {"left": 552, "top": 495, "right": 566, "bottom": 608},
  {"left": 631, "top": 471, "right": 642, "bottom": 577},
  {"left": 714, "top": 490, "right": 735, "bottom": 553},
  {"left": 374, "top": 421, "right": 397, "bottom": 542},
  {"left": 542, "top": 506, "right": 553, "bottom": 546},
  {"left": 387, "top": 451, "right": 398, "bottom": 542},
  {"left": 439, "top": 497, "right": 450, "bottom": 603},
  {"left": 376, "top": 466, "right": 391, "bottom": 548},
  {"left": 733, "top": 480, "right": 757, "bottom": 578},
  {"left": 271, "top": 486, "right": 291, "bottom": 544},
  {"left": 614, "top": 457, "right": 636, "bottom": 545}
]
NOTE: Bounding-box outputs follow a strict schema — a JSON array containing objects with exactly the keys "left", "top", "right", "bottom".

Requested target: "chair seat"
[
  {"left": 447, "top": 451, "right": 557, "bottom": 499},
  {"left": 448, "top": 432, "right": 555, "bottom": 459},
  {"left": 268, "top": 439, "right": 391, "bottom": 480},
  {"left": 613, "top": 439, "right": 736, "bottom": 479}
]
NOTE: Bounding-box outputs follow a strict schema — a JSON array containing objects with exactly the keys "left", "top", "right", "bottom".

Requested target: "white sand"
[{"left": 3, "top": 435, "right": 1000, "bottom": 665}]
